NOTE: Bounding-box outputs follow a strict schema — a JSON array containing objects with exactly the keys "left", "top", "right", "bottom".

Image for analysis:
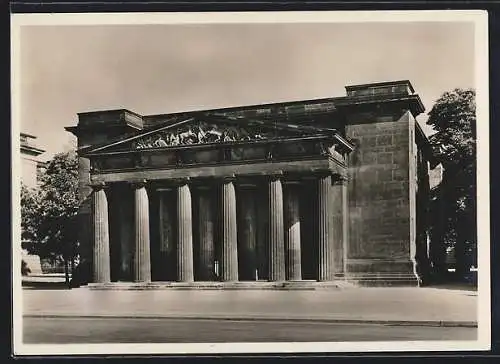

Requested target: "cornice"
[{"left": 20, "top": 145, "right": 45, "bottom": 156}]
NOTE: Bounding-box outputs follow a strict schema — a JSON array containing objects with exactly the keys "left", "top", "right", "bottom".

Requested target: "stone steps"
[{"left": 85, "top": 280, "right": 356, "bottom": 291}]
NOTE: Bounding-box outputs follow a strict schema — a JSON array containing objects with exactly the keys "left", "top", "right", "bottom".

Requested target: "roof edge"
[{"left": 345, "top": 79, "right": 415, "bottom": 94}]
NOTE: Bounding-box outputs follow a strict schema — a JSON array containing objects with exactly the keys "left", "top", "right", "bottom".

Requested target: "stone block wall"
[
  {"left": 21, "top": 157, "right": 40, "bottom": 189},
  {"left": 345, "top": 111, "right": 418, "bottom": 284}
]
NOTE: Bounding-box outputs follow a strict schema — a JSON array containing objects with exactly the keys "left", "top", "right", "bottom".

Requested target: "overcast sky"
[{"left": 18, "top": 21, "right": 475, "bottom": 160}]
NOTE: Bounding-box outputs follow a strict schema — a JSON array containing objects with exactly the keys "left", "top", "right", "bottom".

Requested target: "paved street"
[
  {"left": 20, "top": 285, "right": 478, "bottom": 344},
  {"left": 23, "top": 316, "right": 477, "bottom": 343}
]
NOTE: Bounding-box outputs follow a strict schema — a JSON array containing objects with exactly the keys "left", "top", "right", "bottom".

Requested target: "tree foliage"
[
  {"left": 426, "top": 88, "right": 476, "bottom": 278},
  {"left": 20, "top": 183, "right": 41, "bottom": 249},
  {"left": 21, "top": 151, "right": 80, "bottom": 264}
]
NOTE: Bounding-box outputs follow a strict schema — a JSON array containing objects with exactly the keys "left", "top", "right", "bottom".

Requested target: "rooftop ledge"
[
  {"left": 66, "top": 80, "right": 425, "bottom": 138},
  {"left": 345, "top": 80, "right": 415, "bottom": 96}
]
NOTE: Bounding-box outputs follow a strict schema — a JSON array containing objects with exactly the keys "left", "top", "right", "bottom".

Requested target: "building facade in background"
[
  {"left": 67, "top": 80, "right": 436, "bottom": 287},
  {"left": 20, "top": 132, "right": 45, "bottom": 275},
  {"left": 20, "top": 133, "right": 45, "bottom": 189}
]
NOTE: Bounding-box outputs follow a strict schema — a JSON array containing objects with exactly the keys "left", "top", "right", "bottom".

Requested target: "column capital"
[
  {"left": 332, "top": 173, "right": 349, "bottom": 185},
  {"left": 312, "top": 168, "right": 333, "bottom": 178},
  {"left": 90, "top": 181, "right": 107, "bottom": 191},
  {"left": 170, "top": 177, "right": 191, "bottom": 186},
  {"left": 129, "top": 179, "right": 148, "bottom": 189},
  {"left": 267, "top": 170, "right": 284, "bottom": 181},
  {"left": 220, "top": 174, "right": 237, "bottom": 184}
]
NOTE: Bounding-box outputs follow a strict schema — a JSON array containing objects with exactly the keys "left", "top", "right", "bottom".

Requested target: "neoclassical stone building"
[
  {"left": 20, "top": 132, "right": 45, "bottom": 274},
  {"left": 20, "top": 132, "right": 45, "bottom": 189},
  {"left": 67, "top": 80, "right": 433, "bottom": 287}
]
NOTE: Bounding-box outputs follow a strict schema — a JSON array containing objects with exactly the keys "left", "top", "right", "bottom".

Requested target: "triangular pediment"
[{"left": 84, "top": 113, "right": 335, "bottom": 154}]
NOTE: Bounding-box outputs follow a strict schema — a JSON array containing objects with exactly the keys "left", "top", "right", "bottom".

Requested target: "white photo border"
[{"left": 11, "top": 10, "right": 490, "bottom": 356}]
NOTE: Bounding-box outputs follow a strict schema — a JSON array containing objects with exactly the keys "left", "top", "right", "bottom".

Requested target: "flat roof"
[
  {"left": 345, "top": 80, "right": 415, "bottom": 94},
  {"left": 77, "top": 108, "right": 143, "bottom": 118},
  {"left": 20, "top": 132, "right": 37, "bottom": 139}
]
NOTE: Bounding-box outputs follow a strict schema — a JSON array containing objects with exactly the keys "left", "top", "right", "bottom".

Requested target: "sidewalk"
[
  {"left": 22, "top": 286, "right": 478, "bottom": 327},
  {"left": 22, "top": 274, "right": 70, "bottom": 290}
]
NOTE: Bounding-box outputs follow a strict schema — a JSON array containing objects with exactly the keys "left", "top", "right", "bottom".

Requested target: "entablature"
[
  {"left": 86, "top": 134, "right": 349, "bottom": 175},
  {"left": 89, "top": 157, "right": 347, "bottom": 185}
]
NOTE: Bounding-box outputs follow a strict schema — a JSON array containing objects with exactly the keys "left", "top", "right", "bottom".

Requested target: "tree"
[
  {"left": 20, "top": 183, "right": 42, "bottom": 252},
  {"left": 426, "top": 88, "right": 476, "bottom": 281},
  {"left": 21, "top": 151, "right": 80, "bottom": 284}
]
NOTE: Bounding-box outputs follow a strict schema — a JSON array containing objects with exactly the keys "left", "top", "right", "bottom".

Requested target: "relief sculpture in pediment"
[{"left": 133, "top": 121, "right": 278, "bottom": 149}]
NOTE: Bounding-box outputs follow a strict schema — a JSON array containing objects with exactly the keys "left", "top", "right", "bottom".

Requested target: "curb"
[{"left": 23, "top": 313, "right": 478, "bottom": 328}]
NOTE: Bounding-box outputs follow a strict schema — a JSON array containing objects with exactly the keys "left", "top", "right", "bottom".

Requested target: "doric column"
[
  {"left": 318, "top": 172, "right": 332, "bottom": 281},
  {"left": 132, "top": 180, "right": 151, "bottom": 283},
  {"left": 78, "top": 157, "right": 93, "bottom": 272},
  {"left": 91, "top": 182, "right": 111, "bottom": 284},
  {"left": 331, "top": 174, "right": 349, "bottom": 277},
  {"left": 221, "top": 176, "right": 239, "bottom": 281},
  {"left": 268, "top": 173, "right": 286, "bottom": 281},
  {"left": 177, "top": 179, "right": 194, "bottom": 282},
  {"left": 284, "top": 181, "right": 302, "bottom": 281},
  {"left": 238, "top": 183, "right": 258, "bottom": 281},
  {"left": 197, "top": 186, "right": 215, "bottom": 281}
]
